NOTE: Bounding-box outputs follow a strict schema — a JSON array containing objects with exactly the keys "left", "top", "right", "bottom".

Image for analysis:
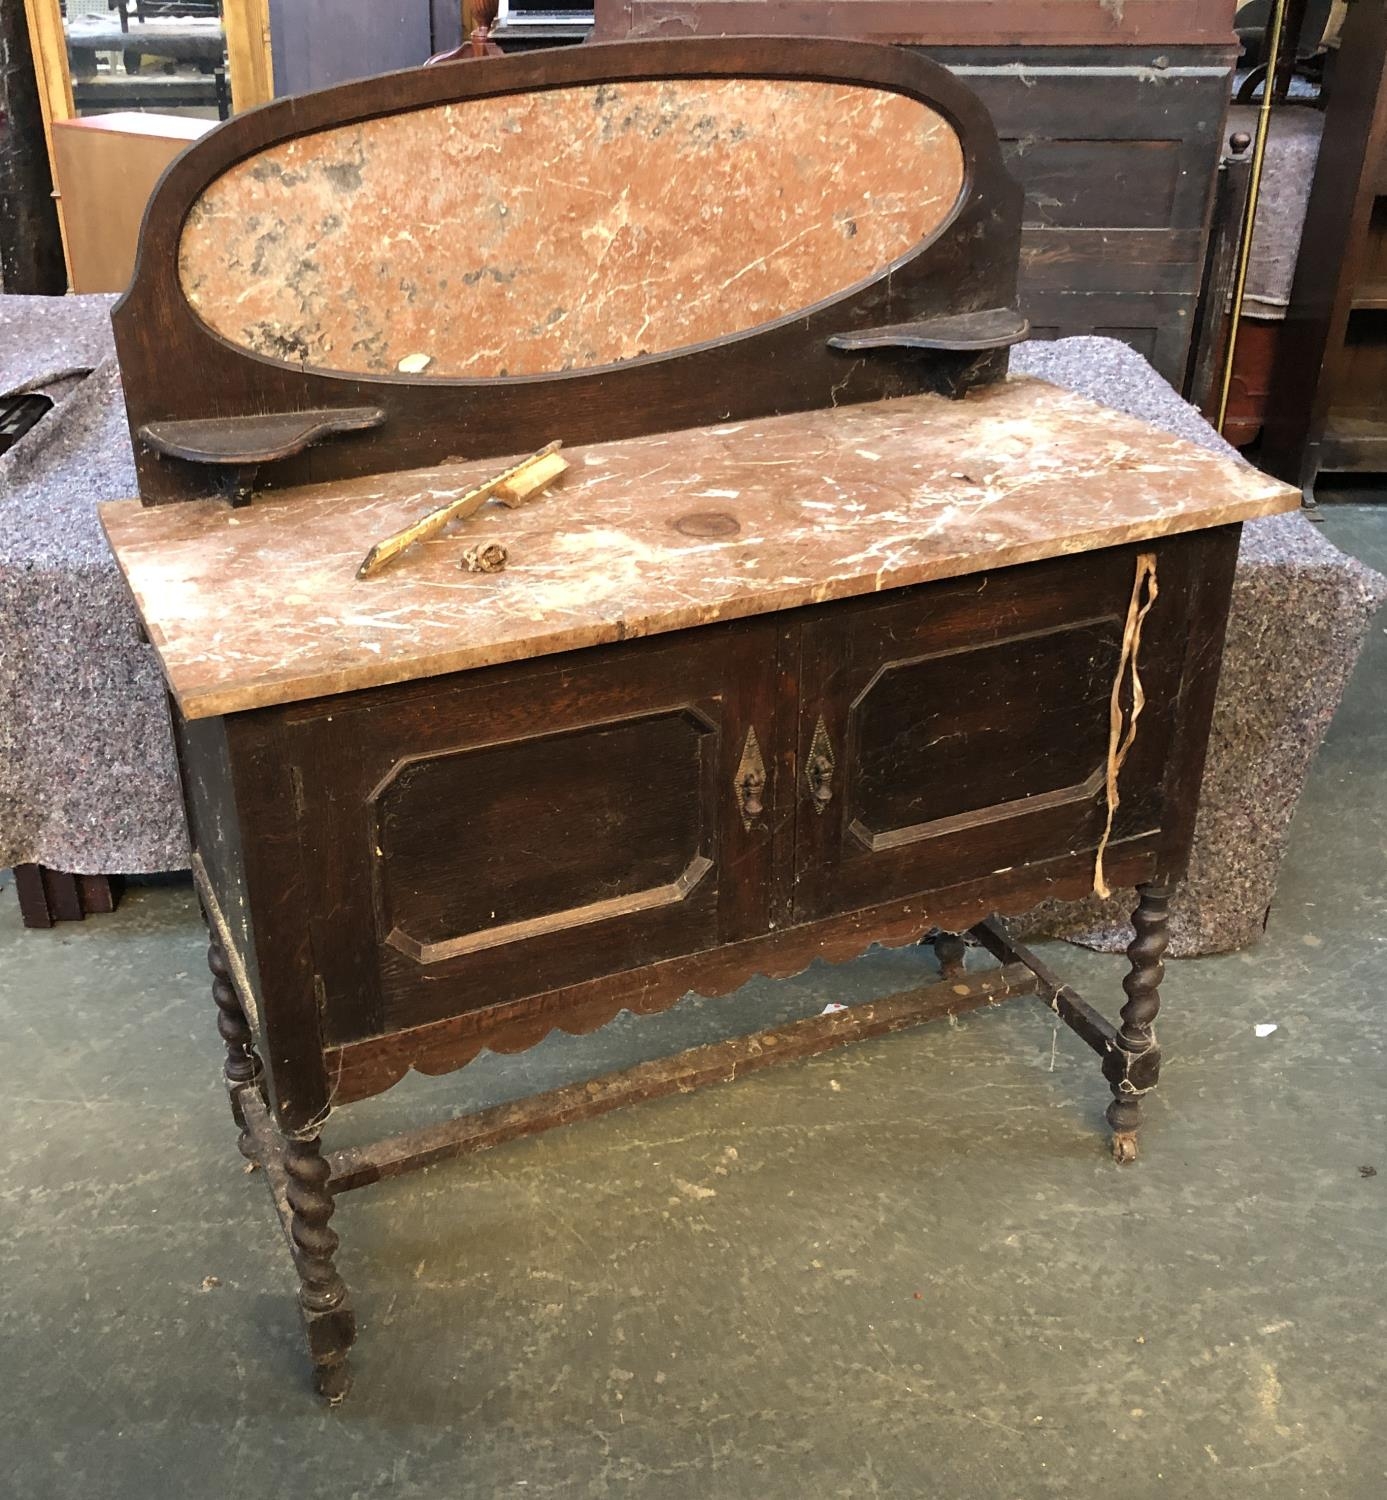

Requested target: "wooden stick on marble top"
[{"left": 98, "top": 378, "right": 1302, "bottom": 722}]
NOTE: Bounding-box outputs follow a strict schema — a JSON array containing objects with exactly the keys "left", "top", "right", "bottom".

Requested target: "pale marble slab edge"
[
  {"left": 98, "top": 379, "right": 1302, "bottom": 722},
  {"left": 104, "top": 498, "right": 1298, "bottom": 722}
]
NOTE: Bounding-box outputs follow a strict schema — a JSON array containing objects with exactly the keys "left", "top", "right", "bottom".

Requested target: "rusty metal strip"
[{"left": 1093, "top": 550, "right": 1159, "bottom": 899}]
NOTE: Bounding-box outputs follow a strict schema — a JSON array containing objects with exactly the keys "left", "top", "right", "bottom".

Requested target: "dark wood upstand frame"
[{"left": 100, "top": 38, "right": 1299, "bottom": 1402}]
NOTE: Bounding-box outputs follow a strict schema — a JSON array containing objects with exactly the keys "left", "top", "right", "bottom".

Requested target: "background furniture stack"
[
  {"left": 1195, "top": 107, "right": 1322, "bottom": 445},
  {"left": 1264, "top": 0, "right": 1387, "bottom": 493},
  {"left": 64, "top": 0, "right": 230, "bottom": 118}
]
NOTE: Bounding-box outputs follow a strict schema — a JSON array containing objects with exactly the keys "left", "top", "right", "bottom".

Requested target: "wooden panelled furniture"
[
  {"left": 100, "top": 39, "right": 1298, "bottom": 1401},
  {"left": 1263, "top": 0, "right": 1387, "bottom": 493},
  {"left": 267, "top": 0, "right": 466, "bottom": 92},
  {"left": 593, "top": 1, "right": 1244, "bottom": 386}
]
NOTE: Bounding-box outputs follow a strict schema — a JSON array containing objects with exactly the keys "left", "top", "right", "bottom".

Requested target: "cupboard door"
[
  {"left": 284, "top": 622, "right": 779, "bottom": 1043},
  {"left": 792, "top": 542, "right": 1197, "bottom": 922}
]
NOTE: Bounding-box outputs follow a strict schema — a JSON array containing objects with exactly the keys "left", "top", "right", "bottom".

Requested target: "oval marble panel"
[{"left": 177, "top": 78, "right": 965, "bottom": 379}]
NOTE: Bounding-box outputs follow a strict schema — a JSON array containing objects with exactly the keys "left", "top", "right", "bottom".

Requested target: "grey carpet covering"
[
  {"left": 1, "top": 299, "right": 186, "bottom": 875},
  {"left": 1014, "top": 337, "right": 1386, "bottom": 954},
  {"left": 1227, "top": 103, "right": 1325, "bottom": 320}
]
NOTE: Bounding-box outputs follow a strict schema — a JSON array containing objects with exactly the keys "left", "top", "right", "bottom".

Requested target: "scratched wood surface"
[{"left": 100, "top": 377, "right": 1298, "bottom": 720}]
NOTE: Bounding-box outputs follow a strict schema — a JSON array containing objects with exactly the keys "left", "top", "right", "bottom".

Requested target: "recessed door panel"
[
  {"left": 374, "top": 709, "right": 715, "bottom": 963},
  {"left": 794, "top": 543, "right": 1197, "bottom": 922},
  {"left": 847, "top": 619, "right": 1120, "bottom": 850},
  {"left": 286, "top": 624, "right": 779, "bottom": 1042}
]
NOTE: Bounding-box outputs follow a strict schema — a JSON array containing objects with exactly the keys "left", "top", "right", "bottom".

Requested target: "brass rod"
[
  {"left": 355, "top": 440, "right": 561, "bottom": 580},
  {"left": 1216, "top": 0, "right": 1291, "bottom": 434}
]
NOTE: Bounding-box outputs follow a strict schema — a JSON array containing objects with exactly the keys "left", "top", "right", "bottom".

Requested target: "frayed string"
[{"left": 1093, "top": 551, "right": 1158, "bottom": 899}]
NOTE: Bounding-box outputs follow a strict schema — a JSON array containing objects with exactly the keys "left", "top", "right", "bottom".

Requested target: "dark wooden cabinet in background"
[
  {"left": 1263, "top": 0, "right": 1387, "bottom": 491},
  {"left": 591, "top": 2, "right": 1233, "bottom": 45},
  {"left": 268, "top": 0, "right": 464, "bottom": 93},
  {"left": 944, "top": 46, "right": 1235, "bottom": 382}
]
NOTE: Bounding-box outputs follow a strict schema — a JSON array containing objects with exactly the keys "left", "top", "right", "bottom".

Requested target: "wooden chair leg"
[
  {"left": 285, "top": 1133, "right": 357, "bottom": 1402},
  {"left": 1102, "top": 883, "right": 1170, "bottom": 1164},
  {"left": 206, "top": 927, "right": 264, "bottom": 1160}
]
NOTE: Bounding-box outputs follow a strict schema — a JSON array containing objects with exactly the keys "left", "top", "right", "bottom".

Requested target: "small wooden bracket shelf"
[
  {"left": 139, "top": 406, "right": 386, "bottom": 466},
  {"left": 137, "top": 406, "right": 387, "bottom": 508},
  {"left": 828, "top": 307, "right": 1030, "bottom": 355}
]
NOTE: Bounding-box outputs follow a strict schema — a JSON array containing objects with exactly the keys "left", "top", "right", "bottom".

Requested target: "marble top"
[{"left": 100, "top": 377, "right": 1300, "bottom": 720}]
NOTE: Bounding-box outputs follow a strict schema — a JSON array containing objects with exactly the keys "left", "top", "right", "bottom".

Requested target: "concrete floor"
[{"left": 2, "top": 504, "right": 1383, "bottom": 1499}]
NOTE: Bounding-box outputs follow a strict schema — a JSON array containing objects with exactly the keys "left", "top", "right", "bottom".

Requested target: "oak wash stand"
[{"left": 100, "top": 38, "right": 1299, "bottom": 1401}]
